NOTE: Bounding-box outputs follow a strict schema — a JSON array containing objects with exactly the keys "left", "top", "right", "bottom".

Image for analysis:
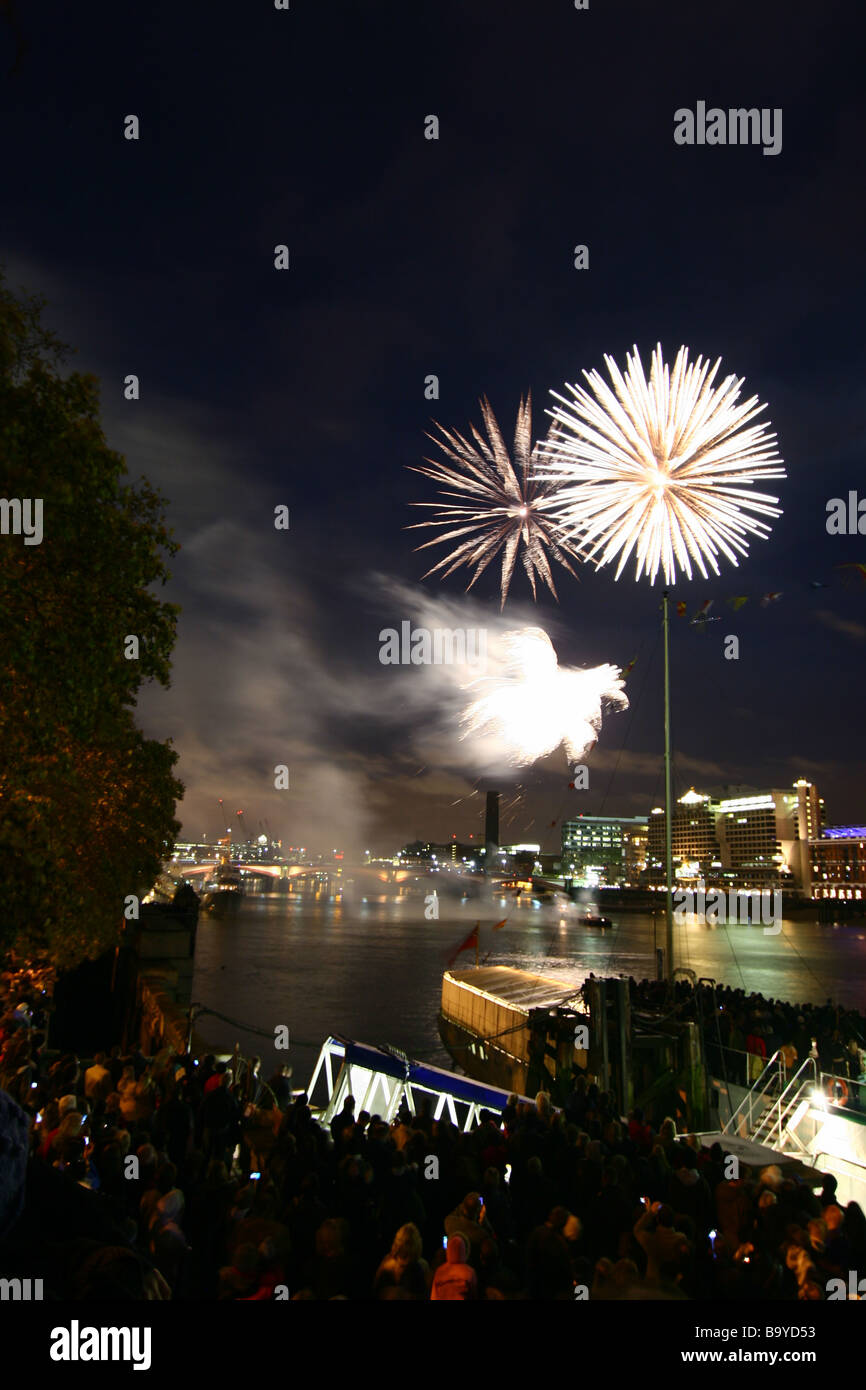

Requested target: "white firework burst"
[
  {"left": 408, "top": 394, "right": 585, "bottom": 608},
  {"left": 537, "top": 344, "right": 786, "bottom": 585},
  {"left": 460, "top": 627, "right": 628, "bottom": 767}
]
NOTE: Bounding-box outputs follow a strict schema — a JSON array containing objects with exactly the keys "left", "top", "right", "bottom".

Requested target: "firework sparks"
[
  {"left": 460, "top": 627, "right": 627, "bottom": 767},
  {"left": 408, "top": 394, "right": 585, "bottom": 608},
  {"left": 537, "top": 344, "right": 785, "bottom": 584}
]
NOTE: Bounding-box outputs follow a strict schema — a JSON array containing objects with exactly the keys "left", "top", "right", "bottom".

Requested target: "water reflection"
[{"left": 192, "top": 888, "right": 866, "bottom": 1085}]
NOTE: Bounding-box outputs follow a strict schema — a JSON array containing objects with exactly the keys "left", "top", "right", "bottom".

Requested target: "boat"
[
  {"left": 438, "top": 965, "right": 705, "bottom": 1124},
  {"left": 439, "top": 966, "right": 586, "bottom": 1096},
  {"left": 200, "top": 866, "right": 243, "bottom": 915},
  {"left": 581, "top": 912, "right": 612, "bottom": 927}
]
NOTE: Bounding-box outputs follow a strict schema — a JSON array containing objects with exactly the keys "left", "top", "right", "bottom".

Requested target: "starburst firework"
[
  {"left": 537, "top": 344, "right": 786, "bottom": 584},
  {"left": 408, "top": 394, "right": 584, "bottom": 608}
]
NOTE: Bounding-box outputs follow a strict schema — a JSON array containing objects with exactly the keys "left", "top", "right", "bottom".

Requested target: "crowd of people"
[
  {"left": 631, "top": 976, "right": 866, "bottom": 1094},
  {"left": 1, "top": 969, "right": 866, "bottom": 1301}
]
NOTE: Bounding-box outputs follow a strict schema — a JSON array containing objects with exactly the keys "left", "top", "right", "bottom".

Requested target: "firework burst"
[
  {"left": 537, "top": 344, "right": 786, "bottom": 584},
  {"left": 460, "top": 627, "right": 628, "bottom": 767},
  {"left": 408, "top": 394, "right": 585, "bottom": 608}
]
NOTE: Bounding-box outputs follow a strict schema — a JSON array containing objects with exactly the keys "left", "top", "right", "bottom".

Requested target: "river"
[{"left": 190, "top": 887, "right": 866, "bottom": 1084}]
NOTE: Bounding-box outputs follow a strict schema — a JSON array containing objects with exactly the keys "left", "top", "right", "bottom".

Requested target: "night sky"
[{"left": 3, "top": 1, "right": 865, "bottom": 855}]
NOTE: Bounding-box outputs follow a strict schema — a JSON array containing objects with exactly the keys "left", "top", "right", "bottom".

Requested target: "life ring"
[{"left": 825, "top": 1077, "right": 849, "bottom": 1106}]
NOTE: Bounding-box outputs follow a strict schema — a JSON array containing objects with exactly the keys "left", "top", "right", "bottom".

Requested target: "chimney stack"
[{"left": 485, "top": 790, "right": 500, "bottom": 861}]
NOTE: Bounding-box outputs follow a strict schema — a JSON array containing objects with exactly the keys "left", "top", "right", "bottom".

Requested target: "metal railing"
[
  {"left": 750, "top": 1059, "right": 818, "bottom": 1150},
  {"left": 723, "top": 1052, "right": 817, "bottom": 1140},
  {"left": 703, "top": 1041, "right": 770, "bottom": 1089}
]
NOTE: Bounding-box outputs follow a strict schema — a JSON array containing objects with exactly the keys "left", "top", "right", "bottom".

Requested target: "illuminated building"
[
  {"left": 714, "top": 780, "right": 823, "bottom": 891},
  {"left": 644, "top": 780, "right": 824, "bottom": 892},
  {"left": 810, "top": 828, "right": 866, "bottom": 900},
  {"left": 645, "top": 790, "right": 720, "bottom": 887},
  {"left": 562, "top": 815, "right": 648, "bottom": 886}
]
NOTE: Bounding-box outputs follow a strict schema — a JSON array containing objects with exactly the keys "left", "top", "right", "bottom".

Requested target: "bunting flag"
[
  {"left": 492, "top": 918, "right": 508, "bottom": 930},
  {"left": 447, "top": 923, "right": 479, "bottom": 968},
  {"left": 621, "top": 653, "right": 638, "bottom": 676},
  {"left": 666, "top": 572, "right": 862, "bottom": 626}
]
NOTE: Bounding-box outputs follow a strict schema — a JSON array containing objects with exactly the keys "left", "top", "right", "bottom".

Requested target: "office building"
[
  {"left": 562, "top": 815, "right": 648, "bottom": 887},
  {"left": 810, "top": 827, "right": 866, "bottom": 900}
]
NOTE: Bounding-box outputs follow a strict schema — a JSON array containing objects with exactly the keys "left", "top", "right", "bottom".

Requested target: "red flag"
[
  {"left": 492, "top": 918, "right": 508, "bottom": 930},
  {"left": 447, "top": 924, "right": 479, "bottom": 968},
  {"left": 676, "top": 601, "right": 687, "bottom": 618}
]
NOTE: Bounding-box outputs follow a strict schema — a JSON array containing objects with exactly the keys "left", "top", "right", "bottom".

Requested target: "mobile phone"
[
  {"left": 442, "top": 1235, "right": 448, "bottom": 1249},
  {"left": 250, "top": 1171, "right": 261, "bottom": 1181}
]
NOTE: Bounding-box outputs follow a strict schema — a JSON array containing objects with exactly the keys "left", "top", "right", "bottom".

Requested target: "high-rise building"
[
  {"left": 646, "top": 790, "right": 721, "bottom": 886},
  {"left": 561, "top": 815, "right": 648, "bottom": 886},
  {"left": 715, "top": 781, "right": 823, "bottom": 891},
  {"left": 644, "top": 780, "right": 824, "bottom": 891}
]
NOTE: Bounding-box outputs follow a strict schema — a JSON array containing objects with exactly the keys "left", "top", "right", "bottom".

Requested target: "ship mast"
[{"left": 663, "top": 591, "right": 674, "bottom": 983}]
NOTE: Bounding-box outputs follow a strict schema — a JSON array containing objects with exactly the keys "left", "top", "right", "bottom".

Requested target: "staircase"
[
  {"left": 720, "top": 1052, "right": 866, "bottom": 1205},
  {"left": 722, "top": 1051, "right": 818, "bottom": 1154}
]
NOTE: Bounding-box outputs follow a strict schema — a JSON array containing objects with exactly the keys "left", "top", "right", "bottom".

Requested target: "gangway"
[
  {"left": 306, "top": 1036, "right": 514, "bottom": 1131},
  {"left": 715, "top": 1051, "right": 866, "bottom": 1205}
]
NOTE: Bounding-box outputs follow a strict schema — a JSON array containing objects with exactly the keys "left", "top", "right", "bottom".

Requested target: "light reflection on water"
[{"left": 191, "top": 891, "right": 866, "bottom": 1085}]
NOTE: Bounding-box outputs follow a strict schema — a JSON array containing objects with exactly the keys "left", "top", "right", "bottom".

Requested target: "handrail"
[
  {"left": 724, "top": 1053, "right": 818, "bottom": 1140},
  {"left": 704, "top": 1041, "right": 767, "bottom": 1086},
  {"left": 723, "top": 1049, "right": 784, "bottom": 1135},
  {"left": 751, "top": 1058, "right": 819, "bottom": 1147},
  {"left": 813, "top": 1152, "right": 865, "bottom": 1182}
]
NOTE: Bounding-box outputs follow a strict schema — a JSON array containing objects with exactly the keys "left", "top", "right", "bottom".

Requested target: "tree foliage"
[{"left": 0, "top": 268, "right": 183, "bottom": 969}]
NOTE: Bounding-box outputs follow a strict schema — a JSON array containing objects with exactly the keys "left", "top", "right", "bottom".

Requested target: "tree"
[{"left": 0, "top": 268, "right": 183, "bottom": 968}]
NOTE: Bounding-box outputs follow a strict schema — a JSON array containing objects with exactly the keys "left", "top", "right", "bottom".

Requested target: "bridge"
[{"left": 308, "top": 1035, "right": 514, "bottom": 1131}]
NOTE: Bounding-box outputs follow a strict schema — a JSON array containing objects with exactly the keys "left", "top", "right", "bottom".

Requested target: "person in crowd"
[
  {"left": 84, "top": 1053, "right": 111, "bottom": 1105},
  {"left": 431, "top": 1233, "right": 477, "bottom": 1300},
  {"left": 373, "top": 1221, "right": 430, "bottom": 1299}
]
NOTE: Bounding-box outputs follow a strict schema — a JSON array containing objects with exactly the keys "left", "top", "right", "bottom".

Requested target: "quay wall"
[{"left": 133, "top": 905, "right": 216, "bottom": 1056}]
